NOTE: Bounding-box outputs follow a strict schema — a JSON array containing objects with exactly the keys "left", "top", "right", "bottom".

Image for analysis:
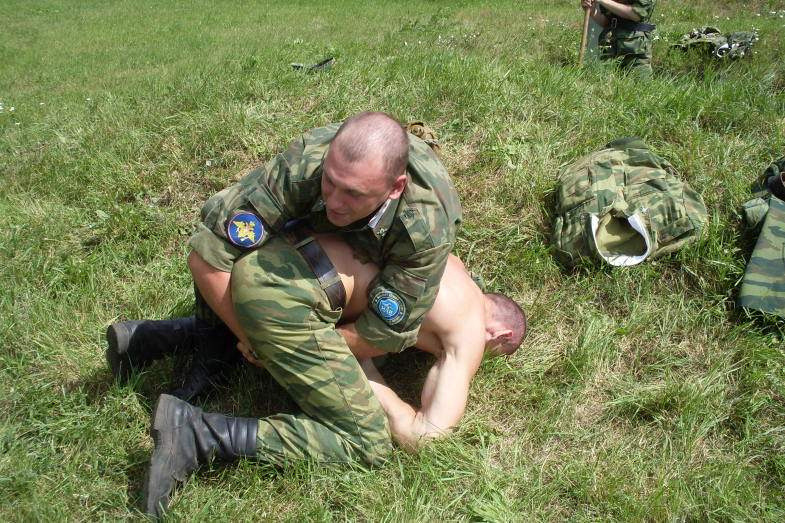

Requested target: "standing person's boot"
[
  {"left": 106, "top": 317, "right": 199, "bottom": 382},
  {"left": 169, "top": 322, "right": 243, "bottom": 402},
  {"left": 143, "top": 394, "right": 258, "bottom": 518}
]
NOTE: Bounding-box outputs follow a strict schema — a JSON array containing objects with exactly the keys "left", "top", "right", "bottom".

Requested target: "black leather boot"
[
  {"left": 169, "top": 323, "right": 243, "bottom": 402},
  {"left": 143, "top": 394, "right": 258, "bottom": 518},
  {"left": 106, "top": 317, "right": 198, "bottom": 382}
]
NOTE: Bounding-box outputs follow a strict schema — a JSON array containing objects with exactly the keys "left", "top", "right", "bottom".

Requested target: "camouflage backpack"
[
  {"left": 404, "top": 121, "right": 440, "bottom": 153},
  {"left": 672, "top": 26, "right": 759, "bottom": 59},
  {"left": 738, "top": 157, "right": 785, "bottom": 318},
  {"left": 553, "top": 137, "right": 708, "bottom": 267}
]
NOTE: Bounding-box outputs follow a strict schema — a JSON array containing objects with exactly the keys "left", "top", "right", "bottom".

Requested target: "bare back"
[
  {"left": 316, "top": 234, "right": 485, "bottom": 356},
  {"left": 317, "top": 234, "right": 490, "bottom": 443}
]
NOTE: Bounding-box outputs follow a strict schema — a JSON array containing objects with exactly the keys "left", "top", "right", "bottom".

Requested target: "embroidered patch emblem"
[
  {"left": 226, "top": 211, "right": 265, "bottom": 248},
  {"left": 372, "top": 290, "right": 406, "bottom": 326}
]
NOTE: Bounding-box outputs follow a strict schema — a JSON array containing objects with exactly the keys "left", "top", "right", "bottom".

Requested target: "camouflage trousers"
[
  {"left": 600, "top": 30, "right": 653, "bottom": 77},
  {"left": 230, "top": 236, "right": 392, "bottom": 466}
]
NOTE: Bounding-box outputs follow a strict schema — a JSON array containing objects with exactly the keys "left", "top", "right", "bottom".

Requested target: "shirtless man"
[
  {"left": 237, "top": 234, "right": 528, "bottom": 449},
  {"left": 141, "top": 232, "right": 526, "bottom": 516}
]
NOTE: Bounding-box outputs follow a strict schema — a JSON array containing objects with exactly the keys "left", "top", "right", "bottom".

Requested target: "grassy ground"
[{"left": 2, "top": 0, "right": 785, "bottom": 520}]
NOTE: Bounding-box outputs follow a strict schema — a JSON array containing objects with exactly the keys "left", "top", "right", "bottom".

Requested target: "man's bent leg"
[
  {"left": 106, "top": 317, "right": 198, "bottom": 382},
  {"left": 232, "top": 239, "right": 392, "bottom": 466}
]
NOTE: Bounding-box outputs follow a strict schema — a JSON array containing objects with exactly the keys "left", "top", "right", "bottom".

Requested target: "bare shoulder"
[{"left": 427, "top": 255, "right": 484, "bottom": 340}]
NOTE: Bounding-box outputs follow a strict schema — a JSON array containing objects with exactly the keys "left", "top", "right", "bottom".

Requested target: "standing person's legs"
[{"left": 232, "top": 237, "right": 392, "bottom": 465}]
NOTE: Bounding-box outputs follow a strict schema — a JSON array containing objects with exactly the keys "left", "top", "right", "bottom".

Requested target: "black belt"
[
  {"left": 284, "top": 226, "right": 347, "bottom": 311},
  {"left": 611, "top": 17, "right": 656, "bottom": 33}
]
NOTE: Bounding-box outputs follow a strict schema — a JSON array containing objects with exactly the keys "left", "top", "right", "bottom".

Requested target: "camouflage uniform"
[
  {"left": 738, "top": 158, "right": 785, "bottom": 318},
  {"left": 232, "top": 236, "right": 392, "bottom": 465},
  {"left": 187, "top": 122, "right": 460, "bottom": 463},
  {"left": 190, "top": 122, "right": 461, "bottom": 353},
  {"left": 598, "top": 0, "right": 657, "bottom": 76},
  {"left": 553, "top": 137, "right": 707, "bottom": 267}
]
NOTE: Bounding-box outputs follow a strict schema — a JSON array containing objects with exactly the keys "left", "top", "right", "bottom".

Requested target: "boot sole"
[{"left": 105, "top": 323, "right": 132, "bottom": 382}]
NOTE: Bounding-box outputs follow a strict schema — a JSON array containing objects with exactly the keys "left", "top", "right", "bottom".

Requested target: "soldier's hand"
[
  {"left": 581, "top": 0, "right": 594, "bottom": 8},
  {"left": 236, "top": 341, "right": 263, "bottom": 368}
]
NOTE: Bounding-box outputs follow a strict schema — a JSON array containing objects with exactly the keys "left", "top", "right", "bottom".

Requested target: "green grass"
[{"left": 2, "top": 0, "right": 785, "bottom": 519}]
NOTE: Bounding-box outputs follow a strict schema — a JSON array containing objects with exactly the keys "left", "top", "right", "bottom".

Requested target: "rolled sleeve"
[
  {"left": 354, "top": 242, "right": 451, "bottom": 353},
  {"left": 189, "top": 131, "right": 328, "bottom": 272},
  {"left": 631, "top": 0, "right": 655, "bottom": 22},
  {"left": 191, "top": 181, "right": 273, "bottom": 273},
  {"left": 188, "top": 224, "right": 242, "bottom": 273}
]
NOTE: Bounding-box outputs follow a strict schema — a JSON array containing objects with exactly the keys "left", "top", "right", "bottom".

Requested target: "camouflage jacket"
[
  {"left": 553, "top": 137, "right": 707, "bottom": 267},
  {"left": 189, "top": 123, "right": 462, "bottom": 352},
  {"left": 738, "top": 157, "right": 785, "bottom": 318}
]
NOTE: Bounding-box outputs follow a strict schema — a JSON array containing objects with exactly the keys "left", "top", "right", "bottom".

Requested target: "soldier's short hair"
[
  {"left": 486, "top": 293, "right": 527, "bottom": 355},
  {"left": 332, "top": 112, "right": 409, "bottom": 183}
]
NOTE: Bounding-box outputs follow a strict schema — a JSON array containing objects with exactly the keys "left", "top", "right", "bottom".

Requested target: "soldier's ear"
[{"left": 388, "top": 173, "right": 407, "bottom": 199}]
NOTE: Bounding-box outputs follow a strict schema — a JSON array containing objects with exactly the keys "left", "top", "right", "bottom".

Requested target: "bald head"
[{"left": 330, "top": 112, "right": 409, "bottom": 183}]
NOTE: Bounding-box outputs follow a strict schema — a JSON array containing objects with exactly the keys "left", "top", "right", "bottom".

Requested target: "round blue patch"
[
  {"left": 226, "top": 211, "right": 265, "bottom": 248},
  {"left": 372, "top": 290, "right": 406, "bottom": 326}
]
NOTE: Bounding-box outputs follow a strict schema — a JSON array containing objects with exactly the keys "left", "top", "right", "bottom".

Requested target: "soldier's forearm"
[
  {"left": 597, "top": 0, "right": 640, "bottom": 22},
  {"left": 337, "top": 323, "right": 388, "bottom": 359}
]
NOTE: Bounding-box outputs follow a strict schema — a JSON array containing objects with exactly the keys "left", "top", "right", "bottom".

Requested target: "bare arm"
[
  {"left": 188, "top": 251, "right": 257, "bottom": 363},
  {"left": 359, "top": 319, "right": 485, "bottom": 451},
  {"left": 359, "top": 359, "right": 432, "bottom": 451},
  {"left": 582, "top": 0, "right": 610, "bottom": 27},
  {"left": 596, "top": 0, "right": 641, "bottom": 22},
  {"left": 337, "top": 323, "right": 389, "bottom": 359},
  {"left": 417, "top": 328, "right": 484, "bottom": 435}
]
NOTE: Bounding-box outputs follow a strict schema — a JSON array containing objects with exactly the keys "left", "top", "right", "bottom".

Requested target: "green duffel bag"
[{"left": 553, "top": 137, "right": 708, "bottom": 267}]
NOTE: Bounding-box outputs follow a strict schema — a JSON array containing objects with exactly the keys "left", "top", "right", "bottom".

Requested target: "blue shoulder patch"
[
  {"left": 226, "top": 211, "right": 265, "bottom": 249},
  {"left": 371, "top": 290, "right": 406, "bottom": 326}
]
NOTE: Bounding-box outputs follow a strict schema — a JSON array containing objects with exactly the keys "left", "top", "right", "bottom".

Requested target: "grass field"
[{"left": 2, "top": 0, "right": 785, "bottom": 520}]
